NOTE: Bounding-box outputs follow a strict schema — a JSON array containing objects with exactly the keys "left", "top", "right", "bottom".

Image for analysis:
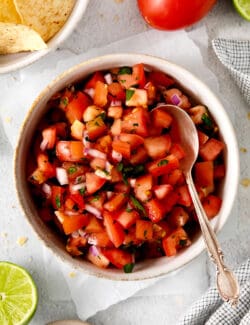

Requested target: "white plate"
[{"left": 0, "top": 0, "right": 89, "bottom": 74}]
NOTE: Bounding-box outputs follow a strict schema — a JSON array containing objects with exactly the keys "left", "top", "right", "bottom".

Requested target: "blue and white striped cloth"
[
  {"left": 178, "top": 259, "right": 250, "bottom": 324},
  {"left": 212, "top": 39, "right": 250, "bottom": 107}
]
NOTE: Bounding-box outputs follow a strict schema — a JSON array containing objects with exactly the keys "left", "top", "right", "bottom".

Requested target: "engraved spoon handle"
[{"left": 186, "top": 171, "right": 239, "bottom": 306}]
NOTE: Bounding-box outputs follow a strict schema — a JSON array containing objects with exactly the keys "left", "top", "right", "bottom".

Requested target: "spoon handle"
[{"left": 186, "top": 172, "right": 240, "bottom": 307}]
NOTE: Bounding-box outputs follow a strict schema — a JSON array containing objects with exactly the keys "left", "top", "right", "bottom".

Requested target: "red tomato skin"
[{"left": 137, "top": 0, "right": 217, "bottom": 31}]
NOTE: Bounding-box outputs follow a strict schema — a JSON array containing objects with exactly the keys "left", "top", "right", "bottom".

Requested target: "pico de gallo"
[{"left": 27, "top": 63, "right": 225, "bottom": 273}]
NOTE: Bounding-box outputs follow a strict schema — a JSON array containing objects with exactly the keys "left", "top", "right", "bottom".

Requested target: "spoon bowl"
[{"left": 154, "top": 104, "right": 240, "bottom": 306}]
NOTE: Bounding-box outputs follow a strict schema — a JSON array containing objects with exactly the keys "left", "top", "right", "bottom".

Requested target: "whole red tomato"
[{"left": 137, "top": 0, "right": 217, "bottom": 30}]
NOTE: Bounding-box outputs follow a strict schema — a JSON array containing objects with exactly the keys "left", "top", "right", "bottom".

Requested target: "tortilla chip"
[
  {"left": 0, "top": 23, "right": 47, "bottom": 54},
  {"left": 14, "top": 0, "right": 75, "bottom": 42},
  {"left": 0, "top": 0, "right": 21, "bottom": 23}
]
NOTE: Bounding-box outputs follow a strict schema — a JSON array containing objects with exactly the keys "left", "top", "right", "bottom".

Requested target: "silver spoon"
[{"left": 154, "top": 104, "right": 239, "bottom": 307}]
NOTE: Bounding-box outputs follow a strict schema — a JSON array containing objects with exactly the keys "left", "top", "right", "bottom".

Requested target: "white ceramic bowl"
[
  {"left": 0, "top": 0, "right": 89, "bottom": 74},
  {"left": 14, "top": 53, "right": 239, "bottom": 280}
]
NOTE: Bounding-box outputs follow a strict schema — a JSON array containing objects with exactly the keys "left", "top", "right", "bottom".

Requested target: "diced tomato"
[
  {"left": 123, "top": 227, "right": 142, "bottom": 246},
  {"left": 163, "top": 191, "right": 179, "bottom": 214},
  {"left": 110, "top": 167, "right": 123, "bottom": 183},
  {"left": 51, "top": 186, "right": 66, "bottom": 210},
  {"left": 194, "top": 161, "right": 214, "bottom": 194},
  {"left": 87, "top": 191, "right": 106, "bottom": 211},
  {"left": 144, "top": 135, "right": 172, "bottom": 159},
  {"left": 144, "top": 198, "right": 165, "bottom": 223},
  {"left": 37, "top": 153, "right": 56, "bottom": 178},
  {"left": 87, "top": 246, "right": 110, "bottom": 268},
  {"left": 55, "top": 211, "right": 89, "bottom": 235},
  {"left": 170, "top": 143, "right": 186, "bottom": 160},
  {"left": 28, "top": 168, "right": 49, "bottom": 185},
  {"left": 83, "top": 105, "right": 104, "bottom": 122},
  {"left": 214, "top": 164, "right": 225, "bottom": 179},
  {"left": 134, "top": 174, "right": 153, "bottom": 202},
  {"left": 122, "top": 107, "right": 149, "bottom": 137},
  {"left": 199, "top": 138, "right": 224, "bottom": 161},
  {"left": 110, "top": 118, "right": 122, "bottom": 136},
  {"left": 136, "top": 219, "right": 153, "bottom": 240},
  {"left": 104, "top": 193, "right": 128, "bottom": 212},
  {"left": 126, "top": 88, "right": 148, "bottom": 108},
  {"left": 177, "top": 185, "right": 192, "bottom": 207},
  {"left": 89, "top": 157, "right": 106, "bottom": 171},
  {"left": 86, "top": 116, "right": 107, "bottom": 141},
  {"left": 103, "top": 211, "right": 125, "bottom": 247},
  {"left": 107, "top": 106, "right": 123, "bottom": 119},
  {"left": 147, "top": 154, "right": 179, "bottom": 177},
  {"left": 168, "top": 206, "right": 189, "bottom": 227},
  {"left": 112, "top": 140, "right": 131, "bottom": 159},
  {"left": 202, "top": 194, "right": 222, "bottom": 219},
  {"left": 161, "top": 169, "right": 184, "bottom": 186},
  {"left": 144, "top": 81, "right": 156, "bottom": 104},
  {"left": 129, "top": 146, "right": 148, "bottom": 165},
  {"left": 153, "top": 221, "right": 172, "bottom": 239},
  {"left": 108, "top": 82, "right": 126, "bottom": 101},
  {"left": 148, "top": 70, "right": 175, "bottom": 88},
  {"left": 102, "top": 248, "right": 133, "bottom": 269},
  {"left": 85, "top": 71, "right": 105, "bottom": 89},
  {"left": 197, "top": 130, "right": 209, "bottom": 146},
  {"left": 117, "top": 73, "right": 138, "bottom": 89},
  {"left": 62, "top": 162, "right": 88, "bottom": 181},
  {"left": 88, "top": 232, "right": 113, "bottom": 247},
  {"left": 114, "top": 182, "right": 130, "bottom": 194},
  {"left": 189, "top": 105, "right": 207, "bottom": 124},
  {"left": 153, "top": 184, "right": 173, "bottom": 200},
  {"left": 41, "top": 126, "right": 57, "bottom": 150},
  {"left": 96, "top": 135, "right": 112, "bottom": 154},
  {"left": 85, "top": 215, "right": 104, "bottom": 233},
  {"left": 162, "top": 227, "right": 190, "bottom": 257},
  {"left": 86, "top": 172, "right": 106, "bottom": 194},
  {"left": 69, "top": 193, "right": 85, "bottom": 210},
  {"left": 56, "top": 141, "right": 84, "bottom": 162},
  {"left": 116, "top": 208, "right": 140, "bottom": 229},
  {"left": 119, "top": 133, "right": 144, "bottom": 149},
  {"left": 66, "top": 91, "right": 91, "bottom": 123},
  {"left": 94, "top": 81, "right": 108, "bottom": 107},
  {"left": 132, "top": 63, "right": 146, "bottom": 88},
  {"left": 71, "top": 120, "right": 85, "bottom": 140},
  {"left": 66, "top": 236, "right": 87, "bottom": 256},
  {"left": 151, "top": 107, "right": 173, "bottom": 129}
]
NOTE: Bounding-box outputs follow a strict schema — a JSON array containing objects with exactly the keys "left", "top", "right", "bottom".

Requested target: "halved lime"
[
  {"left": 0, "top": 261, "right": 38, "bottom": 325},
  {"left": 233, "top": 0, "right": 250, "bottom": 21}
]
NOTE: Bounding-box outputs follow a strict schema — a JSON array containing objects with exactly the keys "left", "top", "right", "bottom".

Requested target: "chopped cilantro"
[
  {"left": 126, "top": 89, "right": 135, "bottom": 101},
  {"left": 157, "top": 159, "right": 168, "bottom": 167},
  {"left": 118, "top": 67, "right": 132, "bottom": 75},
  {"left": 98, "top": 112, "right": 106, "bottom": 121},
  {"left": 117, "top": 162, "right": 124, "bottom": 172},
  {"left": 68, "top": 166, "right": 77, "bottom": 174},
  {"left": 55, "top": 195, "right": 61, "bottom": 209},
  {"left": 123, "top": 263, "right": 135, "bottom": 273},
  {"left": 130, "top": 195, "right": 146, "bottom": 215},
  {"left": 202, "top": 113, "right": 213, "bottom": 128},
  {"left": 92, "top": 194, "right": 100, "bottom": 202},
  {"left": 126, "top": 207, "right": 133, "bottom": 213},
  {"left": 60, "top": 97, "right": 68, "bottom": 107},
  {"left": 179, "top": 239, "right": 187, "bottom": 247},
  {"left": 79, "top": 188, "right": 86, "bottom": 195}
]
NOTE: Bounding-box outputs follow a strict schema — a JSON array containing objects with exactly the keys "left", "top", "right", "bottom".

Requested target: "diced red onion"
[
  {"left": 89, "top": 245, "right": 100, "bottom": 257},
  {"left": 71, "top": 230, "right": 80, "bottom": 238},
  {"left": 104, "top": 73, "right": 113, "bottom": 85},
  {"left": 56, "top": 167, "right": 69, "bottom": 185},
  {"left": 85, "top": 204, "right": 102, "bottom": 219},
  {"left": 107, "top": 191, "right": 114, "bottom": 199},
  {"left": 112, "top": 149, "right": 122, "bottom": 162},
  {"left": 42, "top": 183, "right": 52, "bottom": 197},
  {"left": 83, "top": 130, "right": 91, "bottom": 149},
  {"left": 84, "top": 88, "right": 95, "bottom": 98},
  {"left": 110, "top": 100, "right": 122, "bottom": 107},
  {"left": 105, "top": 161, "right": 113, "bottom": 173},
  {"left": 129, "top": 178, "right": 136, "bottom": 187},
  {"left": 40, "top": 138, "right": 48, "bottom": 151},
  {"left": 171, "top": 94, "right": 181, "bottom": 105},
  {"left": 64, "top": 210, "right": 81, "bottom": 216},
  {"left": 95, "top": 169, "right": 111, "bottom": 180},
  {"left": 84, "top": 148, "right": 107, "bottom": 160},
  {"left": 70, "top": 182, "right": 86, "bottom": 192}
]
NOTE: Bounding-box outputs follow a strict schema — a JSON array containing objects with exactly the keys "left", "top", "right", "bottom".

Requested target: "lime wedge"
[
  {"left": 233, "top": 0, "right": 250, "bottom": 21},
  {"left": 0, "top": 261, "right": 38, "bottom": 325}
]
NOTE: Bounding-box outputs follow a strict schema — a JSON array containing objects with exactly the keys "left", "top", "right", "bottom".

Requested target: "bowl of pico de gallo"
[{"left": 14, "top": 54, "right": 239, "bottom": 280}]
